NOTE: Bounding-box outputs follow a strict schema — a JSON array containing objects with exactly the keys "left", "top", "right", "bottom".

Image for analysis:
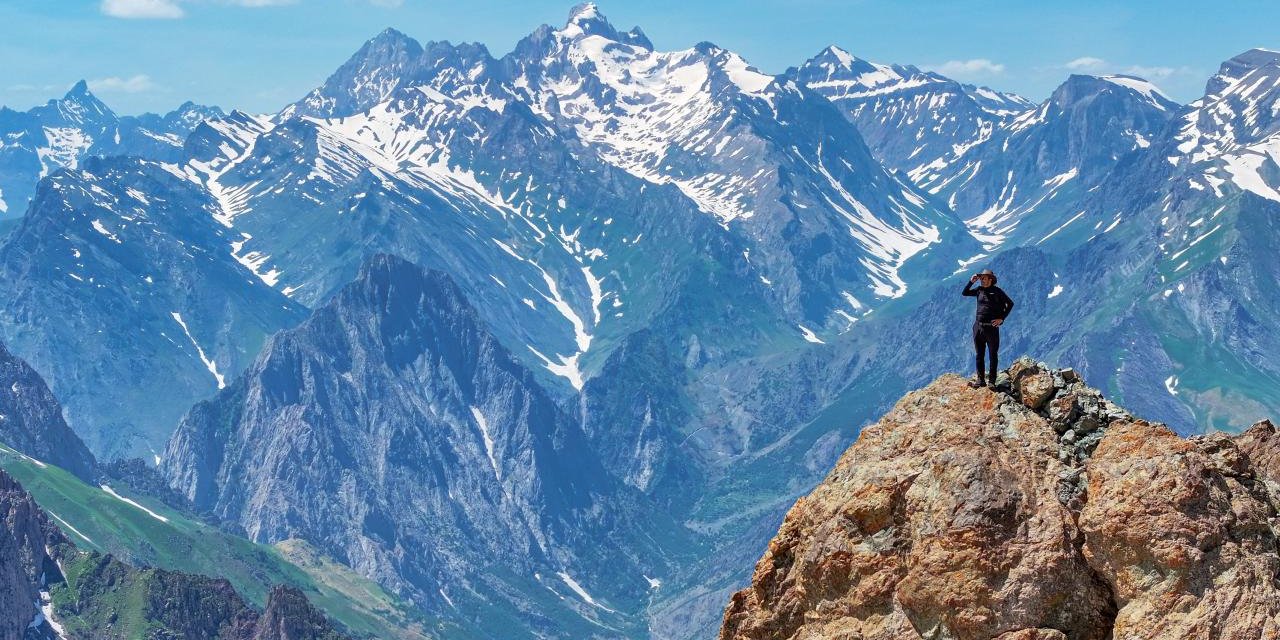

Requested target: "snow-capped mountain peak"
[
  {"left": 34, "top": 80, "right": 116, "bottom": 127},
  {"left": 556, "top": 2, "right": 651, "bottom": 49},
  {"left": 282, "top": 27, "right": 430, "bottom": 119},
  {"left": 1166, "top": 48, "right": 1280, "bottom": 202},
  {"left": 797, "top": 46, "right": 919, "bottom": 97},
  {"left": 1050, "top": 74, "right": 1180, "bottom": 114},
  {"left": 1097, "top": 74, "right": 1174, "bottom": 107},
  {"left": 1205, "top": 47, "right": 1280, "bottom": 95}
]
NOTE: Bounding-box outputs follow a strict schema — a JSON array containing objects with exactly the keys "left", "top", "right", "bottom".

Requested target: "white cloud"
[
  {"left": 1065, "top": 56, "right": 1107, "bottom": 70},
  {"left": 223, "top": 0, "right": 298, "bottom": 6},
  {"left": 100, "top": 0, "right": 184, "bottom": 18},
  {"left": 1059, "top": 57, "right": 1192, "bottom": 81},
  {"left": 7, "top": 83, "right": 60, "bottom": 92},
  {"left": 102, "top": 0, "right": 389, "bottom": 17},
  {"left": 88, "top": 74, "right": 158, "bottom": 93},
  {"left": 926, "top": 58, "right": 1006, "bottom": 79},
  {"left": 1123, "top": 65, "right": 1184, "bottom": 80}
]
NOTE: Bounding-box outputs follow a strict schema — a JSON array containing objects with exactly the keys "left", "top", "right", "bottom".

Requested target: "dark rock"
[{"left": 0, "top": 341, "right": 97, "bottom": 481}]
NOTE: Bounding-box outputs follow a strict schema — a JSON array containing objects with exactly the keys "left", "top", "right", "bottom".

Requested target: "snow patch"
[
  {"left": 170, "top": 312, "right": 226, "bottom": 389},
  {"left": 470, "top": 406, "right": 501, "bottom": 481},
  {"left": 46, "top": 511, "right": 93, "bottom": 545},
  {"left": 101, "top": 485, "right": 170, "bottom": 522},
  {"left": 557, "top": 572, "right": 615, "bottom": 612},
  {"left": 90, "top": 219, "right": 122, "bottom": 243},
  {"left": 798, "top": 325, "right": 825, "bottom": 344}
]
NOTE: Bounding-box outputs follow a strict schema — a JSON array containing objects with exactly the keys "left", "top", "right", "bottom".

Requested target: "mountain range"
[{"left": 1, "top": 3, "right": 1279, "bottom": 638}]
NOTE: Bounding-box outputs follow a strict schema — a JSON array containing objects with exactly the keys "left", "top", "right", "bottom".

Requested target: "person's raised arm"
[{"left": 962, "top": 275, "right": 979, "bottom": 296}]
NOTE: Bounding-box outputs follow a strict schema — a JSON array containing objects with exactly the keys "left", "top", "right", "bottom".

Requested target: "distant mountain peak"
[
  {"left": 1224, "top": 47, "right": 1280, "bottom": 71},
  {"left": 52, "top": 79, "right": 114, "bottom": 123},
  {"left": 1097, "top": 74, "right": 1173, "bottom": 103},
  {"left": 1206, "top": 47, "right": 1280, "bottom": 95},
  {"left": 567, "top": 2, "right": 603, "bottom": 24},
  {"left": 66, "top": 78, "right": 92, "bottom": 98},
  {"left": 1053, "top": 73, "right": 1178, "bottom": 111},
  {"left": 815, "top": 45, "right": 860, "bottom": 68},
  {"left": 562, "top": 2, "right": 616, "bottom": 38},
  {"left": 554, "top": 2, "right": 649, "bottom": 49},
  {"left": 351, "top": 25, "right": 424, "bottom": 64}
]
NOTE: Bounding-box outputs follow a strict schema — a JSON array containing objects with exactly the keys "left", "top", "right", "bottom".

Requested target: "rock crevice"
[{"left": 721, "top": 357, "right": 1280, "bottom": 640}]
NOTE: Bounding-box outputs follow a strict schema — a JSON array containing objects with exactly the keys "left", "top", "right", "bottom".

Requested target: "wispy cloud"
[
  {"left": 1065, "top": 56, "right": 1107, "bottom": 71},
  {"left": 925, "top": 58, "right": 1006, "bottom": 79},
  {"left": 223, "top": 0, "right": 299, "bottom": 6},
  {"left": 102, "top": 0, "right": 393, "bottom": 17},
  {"left": 1124, "top": 65, "right": 1186, "bottom": 80},
  {"left": 89, "top": 74, "right": 158, "bottom": 93},
  {"left": 7, "top": 83, "right": 61, "bottom": 93},
  {"left": 1057, "top": 57, "right": 1194, "bottom": 81},
  {"left": 100, "top": 0, "right": 184, "bottom": 19}
]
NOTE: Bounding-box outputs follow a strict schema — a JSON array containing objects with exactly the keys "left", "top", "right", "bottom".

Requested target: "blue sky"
[{"left": 1, "top": 0, "right": 1276, "bottom": 115}]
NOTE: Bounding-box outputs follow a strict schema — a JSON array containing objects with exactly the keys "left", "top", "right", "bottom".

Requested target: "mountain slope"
[
  {"left": 0, "top": 442, "right": 435, "bottom": 639},
  {"left": 184, "top": 31, "right": 779, "bottom": 395},
  {"left": 948, "top": 74, "right": 1181, "bottom": 248},
  {"left": 0, "top": 467, "right": 356, "bottom": 640},
  {"left": 791, "top": 46, "right": 1032, "bottom": 178},
  {"left": 0, "top": 156, "right": 306, "bottom": 459},
  {"left": 722, "top": 359, "right": 1280, "bottom": 640},
  {"left": 505, "top": 4, "right": 981, "bottom": 322},
  {"left": 162, "top": 254, "right": 685, "bottom": 637},
  {"left": 0, "top": 340, "right": 97, "bottom": 481}
]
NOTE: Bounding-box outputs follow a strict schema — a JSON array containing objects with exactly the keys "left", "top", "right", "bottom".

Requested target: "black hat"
[{"left": 977, "top": 268, "right": 997, "bottom": 284}]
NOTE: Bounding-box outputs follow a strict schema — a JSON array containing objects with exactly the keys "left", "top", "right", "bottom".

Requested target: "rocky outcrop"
[
  {"left": 242, "top": 586, "right": 348, "bottom": 640},
  {"left": 0, "top": 340, "right": 97, "bottom": 481},
  {"left": 0, "top": 469, "right": 66, "bottom": 639},
  {"left": 721, "top": 357, "right": 1280, "bottom": 640}
]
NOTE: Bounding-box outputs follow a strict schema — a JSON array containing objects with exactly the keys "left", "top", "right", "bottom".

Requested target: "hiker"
[{"left": 962, "top": 268, "right": 1014, "bottom": 388}]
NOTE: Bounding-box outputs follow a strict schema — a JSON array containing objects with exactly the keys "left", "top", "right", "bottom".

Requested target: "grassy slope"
[{"left": 0, "top": 442, "right": 447, "bottom": 639}]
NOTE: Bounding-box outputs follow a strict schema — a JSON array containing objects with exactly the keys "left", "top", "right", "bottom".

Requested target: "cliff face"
[
  {"left": 0, "top": 341, "right": 97, "bottom": 482},
  {"left": 721, "top": 358, "right": 1280, "bottom": 640},
  {"left": 161, "top": 254, "right": 667, "bottom": 633},
  {"left": 0, "top": 468, "right": 66, "bottom": 639}
]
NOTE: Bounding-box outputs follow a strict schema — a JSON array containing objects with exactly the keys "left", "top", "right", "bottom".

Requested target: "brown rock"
[
  {"left": 996, "top": 631, "right": 1068, "bottom": 640},
  {"left": 723, "top": 364, "right": 1280, "bottom": 640},
  {"left": 1022, "top": 375, "right": 1056, "bottom": 410},
  {"left": 1007, "top": 357, "right": 1056, "bottom": 410},
  {"left": 720, "top": 374, "right": 1113, "bottom": 640},
  {"left": 1081, "top": 421, "right": 1280, "bottom": 639}
]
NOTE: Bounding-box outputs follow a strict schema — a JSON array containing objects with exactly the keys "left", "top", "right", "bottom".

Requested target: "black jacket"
[{"left": 962, "top": 281, "right": 1014, "bottom": 323}]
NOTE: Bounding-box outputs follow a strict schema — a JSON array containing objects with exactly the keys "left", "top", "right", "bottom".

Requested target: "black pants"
[{"left": 973, "top": 321, "right": 1000, "bottom": 383}]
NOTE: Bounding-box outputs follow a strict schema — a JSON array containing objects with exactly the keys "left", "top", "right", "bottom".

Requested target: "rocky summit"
[{"left": 721, "top": 357, "right": 1280, "bottom": 640}]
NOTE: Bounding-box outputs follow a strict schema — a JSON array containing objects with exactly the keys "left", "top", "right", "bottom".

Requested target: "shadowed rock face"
[
  {"left": 0, "top": 340, "right": 97, "bottom": 482},
  {"left": 0, "top": 469, "right": 66, "bottom": 639},
  {"left": 721, "top": 357, "right": 1280, "bottom": 640}
]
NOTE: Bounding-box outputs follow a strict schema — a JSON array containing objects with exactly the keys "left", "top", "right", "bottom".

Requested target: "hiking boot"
[{"left": 968, "top": 378, "right": 986, "bottom": 389}]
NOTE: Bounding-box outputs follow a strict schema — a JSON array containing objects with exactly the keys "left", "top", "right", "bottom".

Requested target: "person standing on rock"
[{"left": 962, "top": 268, "right": 1014, "bottom": 388}]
